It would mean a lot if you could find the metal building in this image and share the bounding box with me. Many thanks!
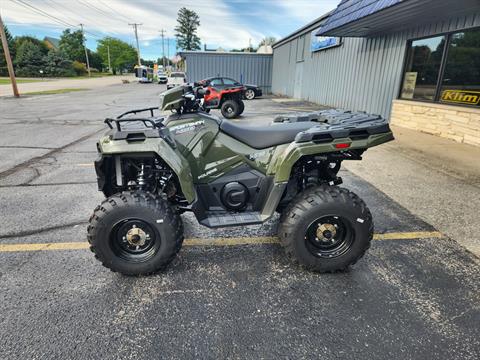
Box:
[272,0,480,119]
[180,51,273,93]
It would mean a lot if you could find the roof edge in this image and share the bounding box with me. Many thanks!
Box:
[272,11,333,49]
[179,51,272,56]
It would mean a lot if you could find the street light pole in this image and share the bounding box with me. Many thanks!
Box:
[79,24,91,77]
[0,15,19,97]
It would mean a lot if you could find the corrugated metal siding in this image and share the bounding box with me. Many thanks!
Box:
[272,13,480,119]
[183,53,273,93]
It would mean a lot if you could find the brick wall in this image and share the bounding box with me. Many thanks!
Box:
[391,100,480,146]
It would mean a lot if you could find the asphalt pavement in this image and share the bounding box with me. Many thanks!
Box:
[0,83,479,359]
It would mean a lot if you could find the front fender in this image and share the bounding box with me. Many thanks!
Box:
[98,136,196,203]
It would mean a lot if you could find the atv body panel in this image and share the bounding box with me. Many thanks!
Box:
[96,105,393,228]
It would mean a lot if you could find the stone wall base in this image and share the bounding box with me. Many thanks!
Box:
[390,100,480,146]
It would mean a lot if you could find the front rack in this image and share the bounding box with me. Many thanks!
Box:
[104,107,163,131]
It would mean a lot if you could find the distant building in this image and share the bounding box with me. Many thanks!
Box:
[256,45,273,54]
[43,37,60,51]
[272,0,480,146]
[179,51,273,93]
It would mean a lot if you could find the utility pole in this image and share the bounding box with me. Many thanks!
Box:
[167,37,169,67]
[129,23,142,66]
[0,15,19,97]
[159,29,166,69]
[79,24,91,77]
[107,44,112,74]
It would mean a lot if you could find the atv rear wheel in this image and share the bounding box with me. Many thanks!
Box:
[221,99,241,119]
[278,185,373,272]
[87,191,184,275]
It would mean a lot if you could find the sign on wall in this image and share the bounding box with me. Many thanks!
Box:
[441,90,480,106]
[401,72,418,99]
[311,28,341,52]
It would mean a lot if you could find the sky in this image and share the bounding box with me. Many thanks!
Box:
[1,0,339,60]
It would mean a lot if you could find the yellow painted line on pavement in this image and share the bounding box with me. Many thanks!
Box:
[0,242,90,252]
[184,236,278,246]
[373,231,443,240]
[76,163,94,167]
[0,231,445,253]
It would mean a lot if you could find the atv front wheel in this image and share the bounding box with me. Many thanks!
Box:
[221,100,241,119]
[278,185,373,272]
[87,191,184,275]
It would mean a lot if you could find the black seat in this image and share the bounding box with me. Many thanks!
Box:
[220,120,318,149]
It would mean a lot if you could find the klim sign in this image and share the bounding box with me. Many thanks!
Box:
[441,90,480,106]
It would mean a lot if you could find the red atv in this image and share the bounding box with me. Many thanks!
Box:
[196,83,245,119]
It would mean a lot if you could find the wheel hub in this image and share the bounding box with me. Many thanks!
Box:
[305,216,354,258]
[316,223,337,242]
[125,225,149,246]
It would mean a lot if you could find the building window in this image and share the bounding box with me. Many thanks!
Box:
[401,36,445,101]
[296,35,305,62]
[400,28,480,107]
[440,30,480,106]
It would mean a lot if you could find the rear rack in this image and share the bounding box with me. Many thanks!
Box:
[103,107,176,148]
[104,107,163,131]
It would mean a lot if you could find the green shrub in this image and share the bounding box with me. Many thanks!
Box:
[72,60,87,75]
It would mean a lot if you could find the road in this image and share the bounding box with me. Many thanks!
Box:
[0,75,133,96]
[0,83,479,359]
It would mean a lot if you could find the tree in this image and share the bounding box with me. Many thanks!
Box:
[141,58,155,68]
[88,50,104,71]
[174,7,201,51]
[0,24,15,76]
[43,49,75,76]
[14,40,46,77]
[15,35,49,55]
[97,37,137,74]
[259,37,276,46]
[59,29,85,62]
[157,56,172,66]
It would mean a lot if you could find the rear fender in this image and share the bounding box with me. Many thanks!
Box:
[97,136,196,203]
[268,132,394,183]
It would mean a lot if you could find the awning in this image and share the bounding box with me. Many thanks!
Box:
[316,0,480,37]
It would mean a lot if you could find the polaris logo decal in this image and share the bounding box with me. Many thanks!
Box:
[247,150,269,161]
[198,167,218,179]
[170,120,205,135]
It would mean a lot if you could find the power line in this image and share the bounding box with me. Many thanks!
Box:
[11,0,77,29]
[44,0,110,38]
[96,0,134,23]
[10,0,102,39]
[77,0,118,22]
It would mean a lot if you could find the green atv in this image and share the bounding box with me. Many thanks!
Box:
[88,85,394,275]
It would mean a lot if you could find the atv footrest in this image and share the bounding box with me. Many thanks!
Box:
[200,212,263,228]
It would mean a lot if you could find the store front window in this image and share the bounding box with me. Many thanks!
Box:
[401,28,480,107]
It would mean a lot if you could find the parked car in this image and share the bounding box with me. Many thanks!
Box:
[167,72,186,89]
[157,71,167,84]
[199,77,262,100]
